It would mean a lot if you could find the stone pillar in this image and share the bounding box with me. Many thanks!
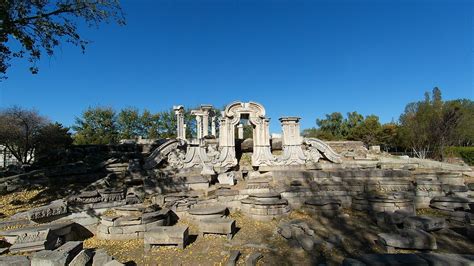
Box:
[173,105,185,140]
[251,117,274,167]
[195,115,203,139]
[217,117,237,168]
[237,124,244,139]
[211,116,216,137]
[200,105,212,137]
[279,117,306,165]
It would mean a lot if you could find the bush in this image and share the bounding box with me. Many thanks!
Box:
[444,146,474,165]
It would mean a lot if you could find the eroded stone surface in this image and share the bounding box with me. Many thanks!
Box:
[198,218,236,239]
[27,200,68,220]
[144,226,189,250]
[31,241,83,266]
[378,229,437,251]
[403,216,446,232]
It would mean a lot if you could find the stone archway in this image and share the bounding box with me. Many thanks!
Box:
[218,102,274,167]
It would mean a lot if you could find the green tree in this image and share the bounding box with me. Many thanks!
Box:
[379,123,399,151]
[140,109,161,139]
[348,115,382,146]
[346,111,364,129]
[311,111,364,140]
[157,109,178,139]
[0,0,124,79]
[316,112,347,139]
[73,106,118,145]
[35,122,73,157]
[117,107,141,139]
[302,127,337,140]
[398,87,467,159]
[447,99,474,146]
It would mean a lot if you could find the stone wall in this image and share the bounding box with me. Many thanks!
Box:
[326,141,368,158]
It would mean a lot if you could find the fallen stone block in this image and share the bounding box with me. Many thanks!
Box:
[226,250,241,266]
[377,229,437,252]
[188,205,227,220]
[375,211,410,231]
[277,224,292,239]
[144,226,189,250]
[92,249,114,266]
[0,247,8,255]
[295,234,314,251]
[245,252,263,266]
[2,221,75,254]
[0,255,30,266]
[198,218,236,239]
[27,200,68,221]
[430,196,471,211]
[403,216,446,232]
[69,249,92,266]
[31,241,83,266]
[104,260,125,266]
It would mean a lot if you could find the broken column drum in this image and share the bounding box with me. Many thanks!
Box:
[97,205,170,240]
[241,192,290,220]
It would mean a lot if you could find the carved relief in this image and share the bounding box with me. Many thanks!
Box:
[27,202,68,220]
[144,139,182,169]
[303,138,342,164]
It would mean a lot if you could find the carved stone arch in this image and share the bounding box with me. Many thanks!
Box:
[224,101,266,120]
[218,101,274,167]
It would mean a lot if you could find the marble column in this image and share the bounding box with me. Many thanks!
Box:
[251,117,275,167]
[200,105,213,137]
[211,116,216,136]
[195,115,203,139]
[173,105,186,140]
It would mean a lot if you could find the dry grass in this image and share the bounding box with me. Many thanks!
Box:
[0,189,47,218]
[83,210,311,265]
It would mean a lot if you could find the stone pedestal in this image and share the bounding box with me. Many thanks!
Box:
[198,218,236,239]
[278,117,306,165]
[144,226,189,250]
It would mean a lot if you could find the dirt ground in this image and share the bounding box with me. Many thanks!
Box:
[1,189,473,265]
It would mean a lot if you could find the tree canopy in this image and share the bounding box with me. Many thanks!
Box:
[72,106,118,145]
[306,87,474,160]
[71,106,223,145]
[398,87,472,159]
[0,0,124,79]
[0,106,72,164]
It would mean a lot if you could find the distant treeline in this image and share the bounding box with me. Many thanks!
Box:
[303,88,473,160]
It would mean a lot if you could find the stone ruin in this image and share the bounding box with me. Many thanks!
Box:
[0,101,473,265]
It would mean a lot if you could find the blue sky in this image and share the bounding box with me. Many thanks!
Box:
[1,0,473,133]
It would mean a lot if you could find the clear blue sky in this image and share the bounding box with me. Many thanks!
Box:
[1,0,473,133]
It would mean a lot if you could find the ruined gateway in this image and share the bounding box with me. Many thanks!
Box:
[0,101,473,265]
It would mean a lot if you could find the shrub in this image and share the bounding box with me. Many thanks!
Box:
[444,146,474,165]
